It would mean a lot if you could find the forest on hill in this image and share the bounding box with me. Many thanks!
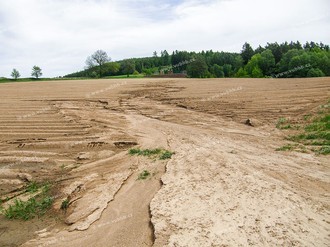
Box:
[65,41,330,79]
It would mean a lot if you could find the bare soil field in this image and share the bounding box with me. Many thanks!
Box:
[0,78,329,247]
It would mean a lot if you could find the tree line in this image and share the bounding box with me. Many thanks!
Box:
[8,41,328,80]
[6,41,329,80]
[65,41,329,79]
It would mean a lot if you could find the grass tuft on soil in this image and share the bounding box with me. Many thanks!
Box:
[60,198,70,211]
[275,143,307,153]
[276,117,300,130]
[137,170,151,180]
[129,148,175,160]
[276,144,296,151]
[317,146,330,155]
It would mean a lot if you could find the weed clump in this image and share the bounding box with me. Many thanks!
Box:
[61,198,70,211]
[129,148,175,160]
[276,144,296,151]
[138,170,151,180]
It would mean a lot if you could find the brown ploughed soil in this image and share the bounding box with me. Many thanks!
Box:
[0,78,329,246]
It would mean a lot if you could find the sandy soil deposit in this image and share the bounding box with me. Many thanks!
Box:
[0,78,329,247]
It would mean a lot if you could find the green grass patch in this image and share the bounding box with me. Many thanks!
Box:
[288,131,330,141]
[1,182,54,220]
[0,77,9,83]
[137,170,151,180]
[129,148,174,160]
[305,115,330,132]
[303,114,312,121]
[3,196,53,220]
[276,117,300,130]
[280,124,292,129]
[159,150,174,160]
[129,148,162,156]
[310,140,330,146]
[316,146,330,155]
[275,143,307,153]
[276,144,296,151]
[25,181,51,194]
[282,101,329,155]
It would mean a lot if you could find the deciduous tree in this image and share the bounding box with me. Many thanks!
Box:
[86,50,110,77]
[31,66,42,79]
[11,68,20,80]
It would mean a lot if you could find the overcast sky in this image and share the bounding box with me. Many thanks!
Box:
[0,0,329,78]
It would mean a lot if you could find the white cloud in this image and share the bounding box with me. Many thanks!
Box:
[0,0,329,77]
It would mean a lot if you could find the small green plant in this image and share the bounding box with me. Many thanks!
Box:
[276,117,287,129]
[42,183,51,194]
[61,199,70,211]
[281,124,292,129]
[60,164,66,172]
[38,196,53,212]
[129,148,174,160]
[138,170,151,180]
[159,150,175,160]
[304,114,312,121]
[26,181,39,193]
